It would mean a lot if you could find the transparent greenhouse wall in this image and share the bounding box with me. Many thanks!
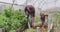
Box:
[0,3,11,13]
[0,4,41,16]
[50,12,60,32]
[0,3,24,12]
[55,12,60,32]
[0,0,26,12]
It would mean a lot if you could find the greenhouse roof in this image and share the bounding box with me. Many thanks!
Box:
[0,0,60,10]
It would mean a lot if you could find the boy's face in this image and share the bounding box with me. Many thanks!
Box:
[45,16,48,19]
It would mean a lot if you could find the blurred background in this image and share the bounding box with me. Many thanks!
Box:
[0,0,60,32]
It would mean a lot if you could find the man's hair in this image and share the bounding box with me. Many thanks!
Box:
[29,5,35,12]
[25,5,35,17]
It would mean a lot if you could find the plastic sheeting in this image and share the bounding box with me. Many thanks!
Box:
[0,0,60,10]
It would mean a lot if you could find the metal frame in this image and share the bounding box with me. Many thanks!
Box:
[0,0,59,8]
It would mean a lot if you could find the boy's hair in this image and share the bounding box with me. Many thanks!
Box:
[40,11,45,16]
[45,15,48,17]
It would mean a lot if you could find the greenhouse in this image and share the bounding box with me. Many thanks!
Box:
[0,0,60,32]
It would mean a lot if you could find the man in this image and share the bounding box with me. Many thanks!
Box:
[25,5,35,28]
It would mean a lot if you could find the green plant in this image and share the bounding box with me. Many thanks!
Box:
[34,16,40,26]
[24,28,36,32]
[0,8,26,32]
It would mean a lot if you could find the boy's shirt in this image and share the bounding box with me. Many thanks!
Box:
[40,15,45,22]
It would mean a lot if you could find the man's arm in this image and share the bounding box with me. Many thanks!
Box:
[31,11,35,27]
[32,17,35,26]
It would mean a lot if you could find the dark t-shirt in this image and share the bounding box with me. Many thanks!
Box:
[40,15,48,22]
[41,15,45,22]
[25,5,35,17]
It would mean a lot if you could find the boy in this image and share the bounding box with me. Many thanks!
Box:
[40,11,45,26]
[40,11,48,32]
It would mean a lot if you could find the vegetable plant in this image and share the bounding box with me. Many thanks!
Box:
[0,8,26,32]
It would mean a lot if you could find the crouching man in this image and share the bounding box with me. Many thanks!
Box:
[24,5,35,28]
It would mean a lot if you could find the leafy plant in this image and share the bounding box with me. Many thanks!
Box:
[0,8,26,32]
[24,28,36,32]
